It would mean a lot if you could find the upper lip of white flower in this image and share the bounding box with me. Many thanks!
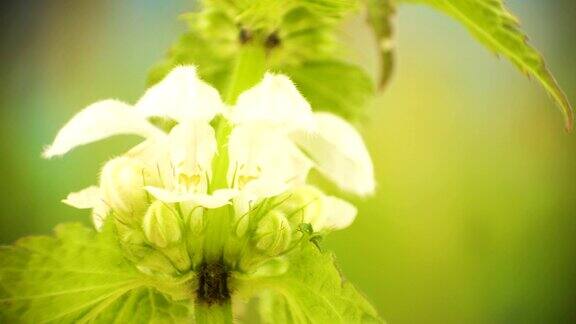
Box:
[46,65,375,227]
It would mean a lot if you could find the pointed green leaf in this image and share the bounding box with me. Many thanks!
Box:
[397,0,574,130]
[0,223,192,323]
[238,242,384,323]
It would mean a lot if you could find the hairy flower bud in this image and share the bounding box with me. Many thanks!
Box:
[100,157,157,224]
[277,185,323,228]
[115,220,146,245]
[187,207,205,235]
[254,210,292,256]
[277,186,356,232]
[143,201,182,249]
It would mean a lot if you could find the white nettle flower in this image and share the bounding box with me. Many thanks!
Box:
[44,66,375,230]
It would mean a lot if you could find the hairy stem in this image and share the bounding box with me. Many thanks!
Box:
[205,42,267,261]
[224,43,267,104]
[209,43,267,192]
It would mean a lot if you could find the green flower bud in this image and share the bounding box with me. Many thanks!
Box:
[254,210,292,256]
[114,220,146,245]
[100,157,157,224]
[186,206,204,235]
[143,201,182,249]
[277,185,323,227]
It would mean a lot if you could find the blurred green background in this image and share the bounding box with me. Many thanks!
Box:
[1,1,575,323]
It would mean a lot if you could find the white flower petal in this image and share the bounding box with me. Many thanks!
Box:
[228,125,312,187]
[292,112,375,196]
[43,100,160,158]
[242,177,289,200]
[231,73,315,130]
[232,177,290,221]
[125,137,174,188]
[317,196,357,231]
[135,66,223,122]
[169,121,217,177]
[145,186,238,209]
[62,186,110,230]
[92,202,110,231]
[62,186,102,209]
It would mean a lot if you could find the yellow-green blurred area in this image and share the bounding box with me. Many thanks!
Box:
[1,1,575,323]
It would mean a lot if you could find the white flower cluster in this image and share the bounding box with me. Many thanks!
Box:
[44,66,375,271]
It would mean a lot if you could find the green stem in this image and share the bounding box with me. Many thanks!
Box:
[195,301,233,324]
[204,43,267,260]
[224,43,267,105]
[210,43,267,192]
[202,207,232,262]
[198,43,267,322]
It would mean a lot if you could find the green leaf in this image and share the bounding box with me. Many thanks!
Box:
[147,28,233,91]
[282,60,376,120]
[298,0,359,19]
[365,0,396,90]
[238,242,384,323]
[148,3,361,102]
[205,0,358,29]
[397,0,574,130]
[0,223,192,323]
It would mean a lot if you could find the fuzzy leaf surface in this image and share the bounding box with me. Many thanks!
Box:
[0,223,191,323]
[239,242,383,323]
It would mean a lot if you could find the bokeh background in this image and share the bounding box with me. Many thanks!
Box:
[1,1,575,323]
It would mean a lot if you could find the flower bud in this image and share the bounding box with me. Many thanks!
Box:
[100,157,157,224]
[277,185,323,228]
[143,201,182,248]
[114,220,146,245]
[186,207,204,235]
[254,210,292,256]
